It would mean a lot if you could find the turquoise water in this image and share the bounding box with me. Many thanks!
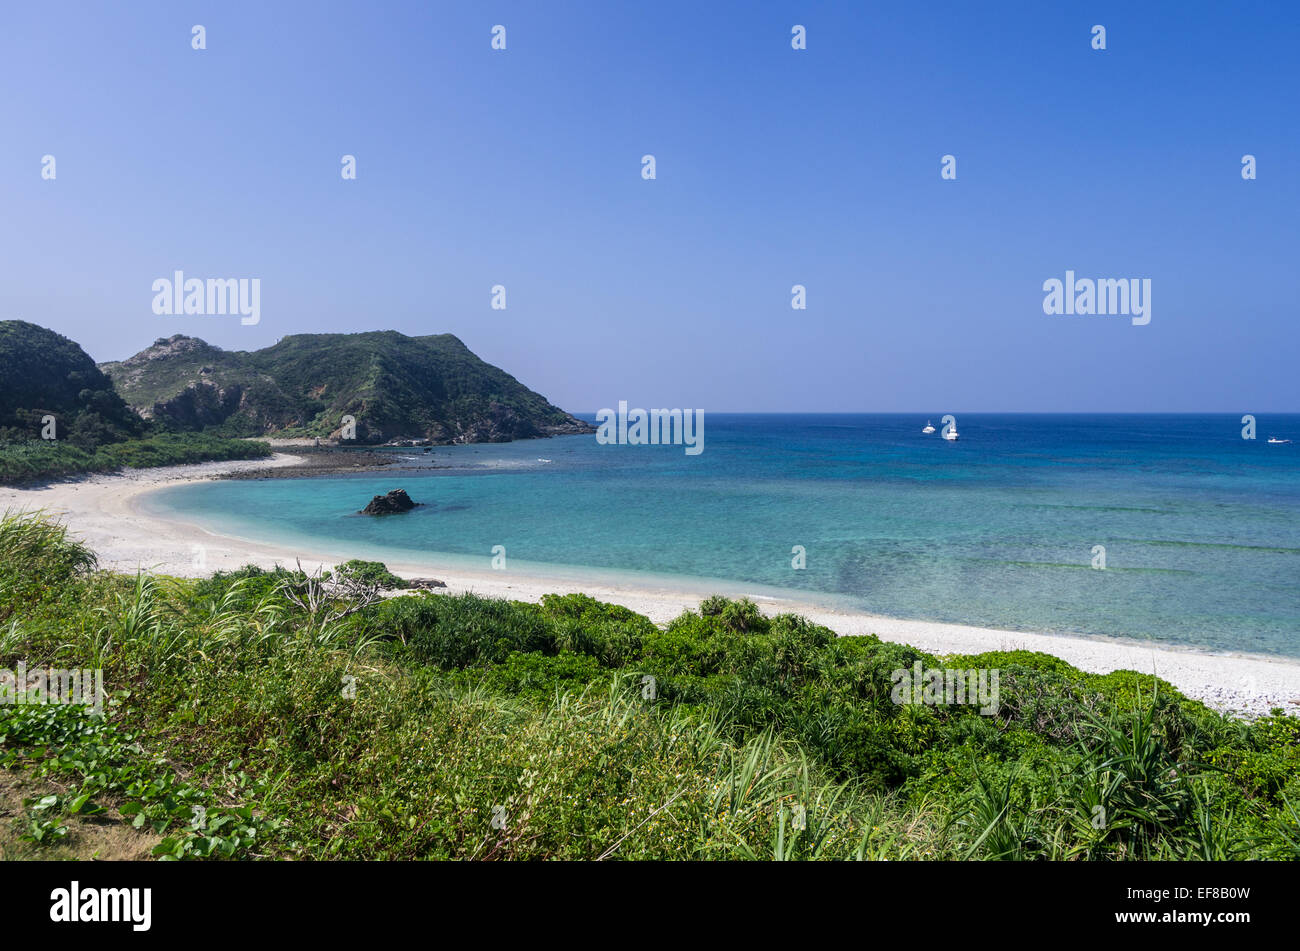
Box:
[142,414,1300,657]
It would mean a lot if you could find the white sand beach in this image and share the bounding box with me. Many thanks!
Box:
[4,453,1299,719]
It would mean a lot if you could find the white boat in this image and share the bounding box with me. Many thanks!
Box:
[1267,437,1290,445]
[942,426,959,441]
[922,420,935,434]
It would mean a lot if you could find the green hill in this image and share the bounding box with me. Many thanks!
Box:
[0,320,145,447]
[100,331,592,444]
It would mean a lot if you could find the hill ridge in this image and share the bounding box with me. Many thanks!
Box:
[98,329,592,445]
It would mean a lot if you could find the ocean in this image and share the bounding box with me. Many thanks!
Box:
[141,414,1300,657]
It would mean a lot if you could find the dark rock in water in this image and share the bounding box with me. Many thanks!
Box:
[360,489,420,515]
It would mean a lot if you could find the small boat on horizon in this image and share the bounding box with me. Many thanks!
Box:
[942,424,959,441]
[922,420,936,434]
[1267,437,1291,444]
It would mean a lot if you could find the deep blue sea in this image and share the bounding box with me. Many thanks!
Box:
[142,414,1300,656]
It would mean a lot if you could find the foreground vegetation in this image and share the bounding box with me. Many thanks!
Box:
[2,511,1298,860]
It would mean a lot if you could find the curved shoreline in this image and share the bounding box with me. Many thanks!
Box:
[3,453,1299,719]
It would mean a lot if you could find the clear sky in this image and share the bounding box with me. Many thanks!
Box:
[2,1,1296,413]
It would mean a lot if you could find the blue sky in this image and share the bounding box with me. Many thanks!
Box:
[2,1,1296,412]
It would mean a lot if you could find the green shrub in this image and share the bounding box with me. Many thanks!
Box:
[540,592,654,666]
[699,595,769,634]
[189,563,303,607]
[475,651,609,701]
[334,560,406,589]
[378,593,557,668]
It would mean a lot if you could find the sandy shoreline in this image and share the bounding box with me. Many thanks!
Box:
[4,453,1299,719]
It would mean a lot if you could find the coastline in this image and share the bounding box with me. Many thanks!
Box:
[3,453,1298,719]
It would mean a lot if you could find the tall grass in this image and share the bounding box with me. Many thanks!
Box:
[0,510,97,619]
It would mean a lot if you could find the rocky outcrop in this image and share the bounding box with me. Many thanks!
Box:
[359,489,420,516]
[421,401,595,445]
[541,420,596,437]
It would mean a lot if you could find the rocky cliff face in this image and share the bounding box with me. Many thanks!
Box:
[144,380,244,429]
